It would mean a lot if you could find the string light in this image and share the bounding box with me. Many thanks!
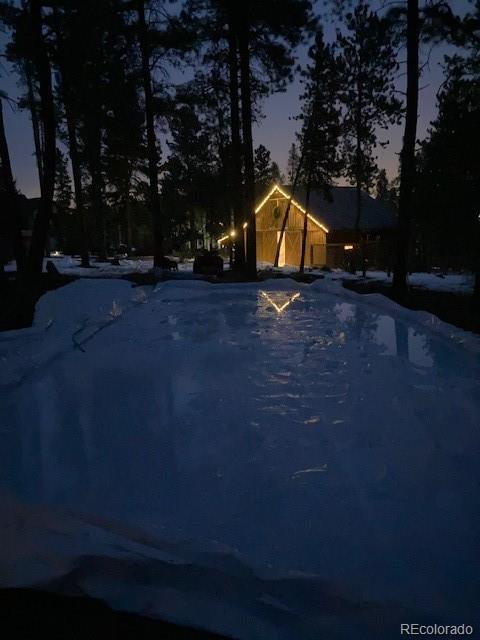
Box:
[218,184,329,244]
[254,184,329,233]
[260,291,300,313]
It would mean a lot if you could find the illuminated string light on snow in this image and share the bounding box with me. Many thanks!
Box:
[260,291,300,313]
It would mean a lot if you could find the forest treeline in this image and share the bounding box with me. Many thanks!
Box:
[0,0,479,302]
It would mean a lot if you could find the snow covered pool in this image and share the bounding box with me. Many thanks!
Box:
[1,278,479,638]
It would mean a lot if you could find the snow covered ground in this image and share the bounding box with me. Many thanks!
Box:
[258,263,475,295]
[4,255,192,277]
[1,277,479,638]
[337,269,475,294]
[5,255,475,294]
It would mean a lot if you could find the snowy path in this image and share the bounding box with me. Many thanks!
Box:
[1,278,479,638]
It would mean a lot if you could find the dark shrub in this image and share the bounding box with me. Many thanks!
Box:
[193,249,223,276]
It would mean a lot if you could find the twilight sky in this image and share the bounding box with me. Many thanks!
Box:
[0,0,473,198]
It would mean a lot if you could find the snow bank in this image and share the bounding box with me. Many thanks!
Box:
[328,269,475,294]
[0,279,147,388]
[4,256,194,277]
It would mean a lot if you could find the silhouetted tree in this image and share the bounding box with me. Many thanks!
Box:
[336,2,401,274]
[135,0,164,266]
[0,93,25,272]
[183,0,316,275]
[254,144,281,193]
[27,0,56,276]
[297,29,342,272]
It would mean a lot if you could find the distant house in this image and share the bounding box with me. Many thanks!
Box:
[247,183,397,269]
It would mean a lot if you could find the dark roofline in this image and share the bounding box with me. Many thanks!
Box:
[256,183,397,232]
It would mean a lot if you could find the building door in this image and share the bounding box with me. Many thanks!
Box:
[277,231,286,267]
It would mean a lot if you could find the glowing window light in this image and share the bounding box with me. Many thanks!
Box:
[254,184,329,233]
[344,244,354,250]
[260,290,300,313]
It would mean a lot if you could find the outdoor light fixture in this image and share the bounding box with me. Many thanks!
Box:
[344,244,354,250]
[260,291,300,313]
[218,234,229,244]
[230,230,237,238]
[242,222,248,229]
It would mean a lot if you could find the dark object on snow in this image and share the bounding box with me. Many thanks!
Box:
[45,260,59,275]
[0,588,230,639]
[110,257,121,266]
[193,249,223,276]
[158,256,178,271]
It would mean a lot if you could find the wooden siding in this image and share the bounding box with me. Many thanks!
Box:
[256,191,327,266]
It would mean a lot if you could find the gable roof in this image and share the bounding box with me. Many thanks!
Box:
[256,184,397,232]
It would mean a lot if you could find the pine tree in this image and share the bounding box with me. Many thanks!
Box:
[414,63,480,291]
[392,0,419,295]
[297,29,342,272]
[386,0,465,296]
[182,0,316,276]
[162,102,221,250]
[375,168,398,211]
[336,2,401,274]
[54,148,72,213]
[254,144,281,193]
[135,0,164,266]
[0,92,25,273]
[275,29,341,271]
[50,1,90,266]
[3,1,56,276]
[27,0,56,276]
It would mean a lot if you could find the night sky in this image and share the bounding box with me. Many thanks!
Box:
[0,0,473,198]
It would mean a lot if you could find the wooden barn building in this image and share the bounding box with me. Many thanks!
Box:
[241,184,397,269]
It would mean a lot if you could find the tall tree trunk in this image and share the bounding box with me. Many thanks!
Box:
[126,192,133,255]
[299,173,312,274]
[92,184,106,261]
[354,79,363,276]
[393,0,419,298]
[274,146,305,268]
[227,9,245,269]
[473,273,480,312]
[0,98,26,273]
[52,8,90,267]
[473,222,480,312]
[136,0,163,267]
[66,110,90,266]
[27,0,56,276]
[238,12,256,278]
[88,132,106,262]
[25,63,44,194]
